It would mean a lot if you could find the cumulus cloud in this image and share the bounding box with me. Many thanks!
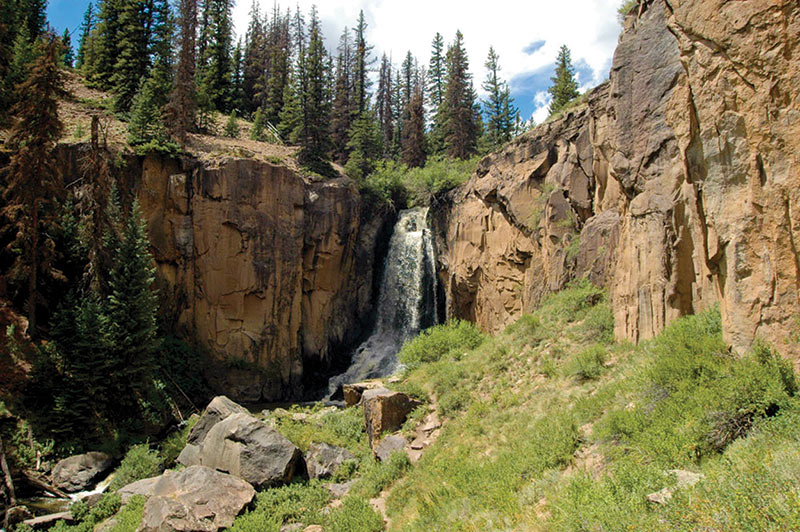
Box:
[233,0,622,121]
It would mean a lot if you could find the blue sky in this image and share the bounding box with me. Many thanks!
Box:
[48,0,623,123]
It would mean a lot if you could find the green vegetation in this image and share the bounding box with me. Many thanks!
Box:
[548,45,580,116]
[108,443,162,491]
[618,0,638,20]
[49,493,122,532]
[398,319,485,370]
[377,281,800,531]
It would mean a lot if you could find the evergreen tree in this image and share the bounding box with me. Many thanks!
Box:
[224,110,239,137]
[482,46,518,148]
[250,106,266,141]
[22,0,48,41]
[401,79,427,168]
[262,6,291,124]
[104,198,159,405]
[242,1,265,114]
[344,109,382,181]
[231,39,245,112]
[7,23,35,92]
[352,10,374,115]
[197,0,234,111]
[400,51,414,110]
[296,7,332,173]
[441,30,478,159]
[89,0,123,89]
[75,2,94,69]
[548,44,579,115]
[376,54,394,158]
[427,32,446,155]
[112,0,154,112]
[128,77,168,147]
[149,0,174,104]
[330,27,353,164]
[61,28,73,67]
[166,0,197,143]
[1,34,66,336]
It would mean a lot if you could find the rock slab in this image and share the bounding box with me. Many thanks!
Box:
[137,466,255,532]
[305,442,355,479]
[362,389,421,449]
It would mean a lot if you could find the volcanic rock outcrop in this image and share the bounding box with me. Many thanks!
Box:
[434,0,800,357]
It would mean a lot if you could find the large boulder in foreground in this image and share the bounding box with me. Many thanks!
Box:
[362,388,421,449]
[305,443,355,479]
[188,412,301,489]
[187,396,250,446]
[52,452,113,493]
[137,466,254,532]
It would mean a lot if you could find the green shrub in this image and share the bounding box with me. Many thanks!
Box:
[230,481,330,530]
[327,496,384,532]
[274,406,367,456]
[398,320,485,370]
[540,278,606,324]
[105,495,146,532]
[109,444,162,491]
[225,111,240,138]
[568,344,606,380]
[52,493,123,532]
[159,415,199,467]
[351,451,411,499]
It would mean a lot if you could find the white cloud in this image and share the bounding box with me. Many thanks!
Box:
[233,0,621,108]
[532,91,551,124]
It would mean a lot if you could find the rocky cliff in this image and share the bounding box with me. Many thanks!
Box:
[54,150,391,402]
[434,0,800,357]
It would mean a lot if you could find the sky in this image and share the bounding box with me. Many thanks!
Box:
[48,0,623,124]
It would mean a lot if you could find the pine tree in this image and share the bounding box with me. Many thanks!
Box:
[149,0,174,105]
[441,30,478,159]
[1,34,66,337]
[482,47,518,148]
[22,0,47,41]
[352,10,374,115]
[427,32,446,155]
[166,0,197,143]
[242,1,265,115]
[402,79,427,168]
[7,23,35,92]
[197,0,234,111]
[112,0,154,112]
[296,7,332,173]
[400,51,414,110]
[90,0,123,89]
[344,109,382,181]
[128,77,168,147]
[104,198,159,405]
[330,27,353,164]
[224,110,239,137]
[231,39,245,112]
[262,6,291,124]
[61,28,73,67]
[376,54,394,158]
[548,44,579,115]
[75,2,94,69]
[250,106,266,141]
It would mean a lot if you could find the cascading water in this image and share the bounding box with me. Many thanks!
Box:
[328,207,438,395]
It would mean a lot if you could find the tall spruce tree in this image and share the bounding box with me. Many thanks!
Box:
[1,34,66,337]
[262,7,291,124]
[548,44,579,115]
[197,0,234,111]
[482,47,518,148]
[23,0,48,41]
[352,10,373,114]
[401,77,427,168]
[104,198,160,405]
[61,28,73,66]
[166,0,197,143]
[441,30,478,159]
[330,27,353,164]
[376,53,394,158]
[89,0,123,89]
[231,39,245,112]
[344,109,382,181]
[242,1,265,114]
[75,2,94,69]
[427,32,446,155]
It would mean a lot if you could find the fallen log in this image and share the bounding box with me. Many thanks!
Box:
[22,511,74,528]
[21,470,70,499]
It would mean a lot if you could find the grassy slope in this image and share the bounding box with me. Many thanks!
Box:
[385,281,800,531]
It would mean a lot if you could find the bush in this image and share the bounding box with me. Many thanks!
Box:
[398,320,485,370]
[225,111,240,138]
[230,481,330,531]
[159,414,199,467]
[109,444,162,491]
[351,451,411,499]
[568,344,606,380]
[327,496,384,532]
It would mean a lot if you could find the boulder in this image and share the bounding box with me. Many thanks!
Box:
[374,435,407,462]
[6,505,32,525]
[305,442,355,479]
[362,389,421,448]
[117,475,160,504]
[343,381,385,407]
[138,466,254,532]
[325,481,354,499]
[196,412,301,489]
[187,396,250,446]
[51,452,113,493]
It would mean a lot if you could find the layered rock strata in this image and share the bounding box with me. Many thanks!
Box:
[434,0,800,357]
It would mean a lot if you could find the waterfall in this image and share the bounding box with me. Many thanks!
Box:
[328,207,438,395]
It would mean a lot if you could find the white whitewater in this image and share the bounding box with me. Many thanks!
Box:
[328,207,438,395]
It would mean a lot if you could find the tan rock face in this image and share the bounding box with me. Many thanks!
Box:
[137,158,390,401]
[435,0,800,358]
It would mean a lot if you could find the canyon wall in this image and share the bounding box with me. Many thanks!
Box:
[434,0,800,357]
[54,151,390,402]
